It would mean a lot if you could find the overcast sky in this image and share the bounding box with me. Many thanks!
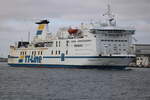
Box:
[0,0,150,57]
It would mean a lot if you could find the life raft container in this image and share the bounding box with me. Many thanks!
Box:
[68,28,78,35]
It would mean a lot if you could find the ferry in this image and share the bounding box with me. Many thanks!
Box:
[8,5,136,69]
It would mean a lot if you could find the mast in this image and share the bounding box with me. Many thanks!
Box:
[103,1,116,26]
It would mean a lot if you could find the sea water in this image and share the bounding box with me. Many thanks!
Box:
[0,62,150,100]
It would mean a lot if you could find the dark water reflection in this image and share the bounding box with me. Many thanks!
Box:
[0,62,150,100]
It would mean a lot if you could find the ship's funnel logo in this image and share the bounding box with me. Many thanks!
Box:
[36,24,45,35]
[36,20,49,35]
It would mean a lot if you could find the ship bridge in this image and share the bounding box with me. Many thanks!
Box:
[90,4,135,56]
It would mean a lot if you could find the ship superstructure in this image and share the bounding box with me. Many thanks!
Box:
[8,5,135,69]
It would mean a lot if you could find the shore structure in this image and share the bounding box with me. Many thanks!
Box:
[133,44,150,67]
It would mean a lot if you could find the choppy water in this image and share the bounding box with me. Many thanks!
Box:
[0,62,150,100]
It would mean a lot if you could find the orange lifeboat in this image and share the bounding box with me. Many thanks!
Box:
[68,28,78,35]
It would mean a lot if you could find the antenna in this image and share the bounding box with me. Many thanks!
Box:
[103,0,116,26]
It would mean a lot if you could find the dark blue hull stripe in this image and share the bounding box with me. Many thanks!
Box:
[8,55,135,59]
[8,63,126,69]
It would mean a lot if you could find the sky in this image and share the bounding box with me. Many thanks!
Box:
[0,0,150,57]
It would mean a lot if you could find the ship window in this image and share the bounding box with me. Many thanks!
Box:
[31,51,33,55]
[33,51,35,56]
[56,41,58,47]
[66,41,69,46]
[78,40,91,42]
[74,44,83,47]
[59,41,61,47]
[38,51,40,55]
[44,42,53,47]
[56,51,57,55]
[123,49,126,51]
[66,50,68,55]
[51,50,53,55]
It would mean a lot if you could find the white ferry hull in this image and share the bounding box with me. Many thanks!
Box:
[8,56,135,69]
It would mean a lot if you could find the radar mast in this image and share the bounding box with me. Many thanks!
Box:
[103,1,116,26]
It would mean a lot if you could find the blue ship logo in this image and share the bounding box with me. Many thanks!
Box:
[18,56,42,63]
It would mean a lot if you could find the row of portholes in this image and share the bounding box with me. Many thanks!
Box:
[20,51,43,56]
[51,50,68,55]
[101,40,128,42]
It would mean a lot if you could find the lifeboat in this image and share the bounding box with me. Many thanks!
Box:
[68,28,78,35]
